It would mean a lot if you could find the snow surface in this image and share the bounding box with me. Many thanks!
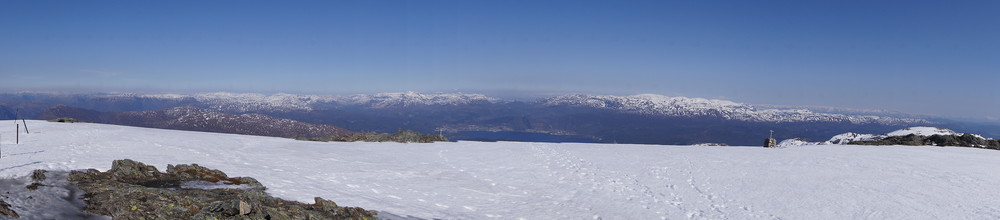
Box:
[0,171,107,219]
[2,121,1000,219]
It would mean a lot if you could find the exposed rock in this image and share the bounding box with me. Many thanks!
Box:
[25,182,46,190]
[47,117,88,123]
[31,170,47,182]
[0,199,18,218]
[849,134,1000,150]
[239,200,251,215]
[298,130,449,143]
[68,159,377,219]
[26,170,51,191]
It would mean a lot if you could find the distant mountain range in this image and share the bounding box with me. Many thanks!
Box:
[37,105,353,138]
[3,92,996,145]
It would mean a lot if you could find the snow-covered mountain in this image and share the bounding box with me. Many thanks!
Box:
[138,92,502,111]
[2,121,999,219]
[541,94,930,124]
[103,92,928,125]
[186,92,332,112]
[6,91,931,124]
[0,91,961,145]
[336,92,502,108]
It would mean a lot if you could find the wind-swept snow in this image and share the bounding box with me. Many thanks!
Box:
[1,121,999,219]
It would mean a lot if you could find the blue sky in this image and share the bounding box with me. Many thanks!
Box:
[0,0,997,119]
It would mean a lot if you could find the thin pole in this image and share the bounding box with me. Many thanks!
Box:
[769,130,774,139]
[16,124,19,144]
[16,108,28,134]
[21,118,28,134]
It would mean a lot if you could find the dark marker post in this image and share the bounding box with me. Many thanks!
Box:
[21,118,28,134]
[16,109,28,134]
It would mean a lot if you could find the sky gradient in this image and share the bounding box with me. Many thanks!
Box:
[1,0,997,120]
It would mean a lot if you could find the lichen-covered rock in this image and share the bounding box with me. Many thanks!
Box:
[108,159,165,184]
[166,163,264,188]
[69,159,378,219]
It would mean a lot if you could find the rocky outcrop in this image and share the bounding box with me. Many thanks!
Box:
[68,159,377,219]
[849,134,1000,150]
[299,130,449,143]
[0,200,18,218]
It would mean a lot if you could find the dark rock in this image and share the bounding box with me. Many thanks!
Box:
[68,159,377,219]
[25,183,46,190]
[0,199,18,218]
[206,200,241,216]
[30,170,47,182]
[849,134,1000,151]
[299,130,449,143]
[47,117,88,123]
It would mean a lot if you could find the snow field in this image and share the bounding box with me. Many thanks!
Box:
[0,121,998,219]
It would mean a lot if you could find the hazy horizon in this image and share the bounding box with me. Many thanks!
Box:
[1,1,997,119]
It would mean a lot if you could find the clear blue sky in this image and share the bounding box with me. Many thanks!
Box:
[0,0,997,119]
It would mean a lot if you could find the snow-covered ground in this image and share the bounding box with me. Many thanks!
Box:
[1,121,999,219]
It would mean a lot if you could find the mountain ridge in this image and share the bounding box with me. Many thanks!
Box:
[21,91,931,125]
[1,91,965,145]
[37,105,353,138]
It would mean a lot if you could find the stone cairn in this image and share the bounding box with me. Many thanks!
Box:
[764,130,777,148]
[764,138,777,148]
